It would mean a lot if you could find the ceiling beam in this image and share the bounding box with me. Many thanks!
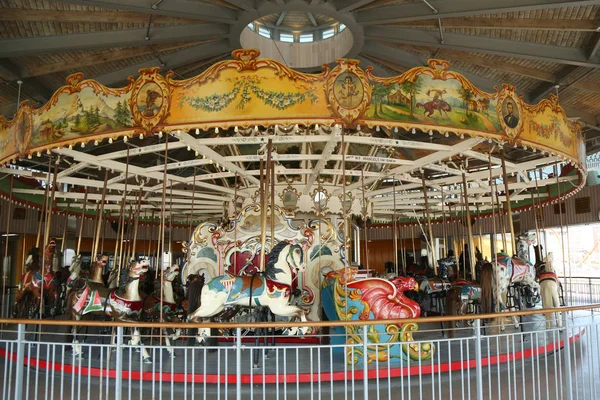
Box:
[94,40,232,87]
[275,12,287,26]
[220,0,256,11]
[57,0,237,24]
[337,0,377,13]
[0,8,199,24]
[586,32,600,60]
[21,42,203,78]
[356,0,599,25]
[529,65,585,103]
[389,17,600,31]
[307,12,318,27]
[0,60,53,103]
[0,24,228,58]
[174,53,230,77]
[364,27,600,68]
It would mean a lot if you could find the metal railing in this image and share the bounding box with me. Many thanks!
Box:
[559,277,600,306]
[1,305,599,400]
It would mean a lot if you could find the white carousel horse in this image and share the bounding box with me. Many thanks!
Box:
[481,251,539,330]
[188,241,309,339]
[66,254,83,290]
[142,264,184,357]
[66,259,152,362]
[539,252,562,329]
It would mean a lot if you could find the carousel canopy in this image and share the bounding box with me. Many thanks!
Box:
[0,49,586,224]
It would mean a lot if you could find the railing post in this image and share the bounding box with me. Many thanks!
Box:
[236,327,242,400]
[562,312,573,400]
[589,278,593,305]
[114,326,123,400]
[474,319,484,400]
[363,324,368,400]
[14,323,25,400]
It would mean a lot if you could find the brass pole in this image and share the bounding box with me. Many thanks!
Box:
[259,140,272,272]
[392,176,398,275]
[421,173,437,274]
[411,223,416,267]
[555,165,568,299]
[76,187,88,255]
[131,185,144,262]
[92,170,109,258]
[36,157,52,248]
[361,169,369,271]
[501,149,516,254]
[1,176,14,319]
[496,189,508,254]
[61,198,70,253]
[43,157,60,249]
[476,204,483,259]
[169,182,173,258]
[113,190,126,276]
[159,136,169,330]
[270,158,275,249]
[187,169,196,241]
[462,172,476,280]
[441,187,447,257]
[147,211,155,259]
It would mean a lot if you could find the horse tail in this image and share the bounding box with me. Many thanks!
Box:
[480,263,494,316]
[187,275,204,315]
[445,287,459,338]
[416,103,423,109]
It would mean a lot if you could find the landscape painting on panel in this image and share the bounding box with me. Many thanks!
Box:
[366,75,501,133]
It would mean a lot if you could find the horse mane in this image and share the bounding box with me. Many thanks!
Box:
[117,261,135,293]
[186,274,205,315]
[264,241,289,280]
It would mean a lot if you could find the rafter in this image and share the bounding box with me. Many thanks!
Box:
[0,8,199,24]
[57,0,237,24]
[0,24,229,58]
[364,27,600,68]
[22,42,204,78]
[275,12,287,26]
[356,0,599,25]
[95,40,231,86]
[389,17,600,31]
[337,0,378,13]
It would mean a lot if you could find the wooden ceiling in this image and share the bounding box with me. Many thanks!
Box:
[0,0,599,154]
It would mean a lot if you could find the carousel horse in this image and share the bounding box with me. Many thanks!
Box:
[445,280,482,336]
[188,241,309,339]
[66,259,152,362]
[88,255,109,287]
[142,264,186,356]
[13,247,41,318]
[480,250,539,330]
[415,258,455,316]
[66,254,83,291]
[41,240,65,316]
[539,252,562,329]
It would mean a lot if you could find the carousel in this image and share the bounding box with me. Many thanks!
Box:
[0,49,585,373]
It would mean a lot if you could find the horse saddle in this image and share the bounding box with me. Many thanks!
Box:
[511,257,532,278]
[539,272,558,283]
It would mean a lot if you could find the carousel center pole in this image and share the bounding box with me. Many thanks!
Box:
[421,173,437,274]
[500,149,516,253]
[462,171,476,280]
[259,139,272,273]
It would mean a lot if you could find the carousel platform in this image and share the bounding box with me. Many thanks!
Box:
[0,312,583,386]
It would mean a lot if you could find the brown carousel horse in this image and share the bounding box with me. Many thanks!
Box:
[13,247,41,318]
[66,258,152,362]
[142,264,187,357]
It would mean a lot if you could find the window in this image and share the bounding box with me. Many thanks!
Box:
[339,23,346,32]
[247,22,254,31]
[322,28,334,39]
[299,33,313,43]
[280,32,294,42]
[258,26,270,38]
